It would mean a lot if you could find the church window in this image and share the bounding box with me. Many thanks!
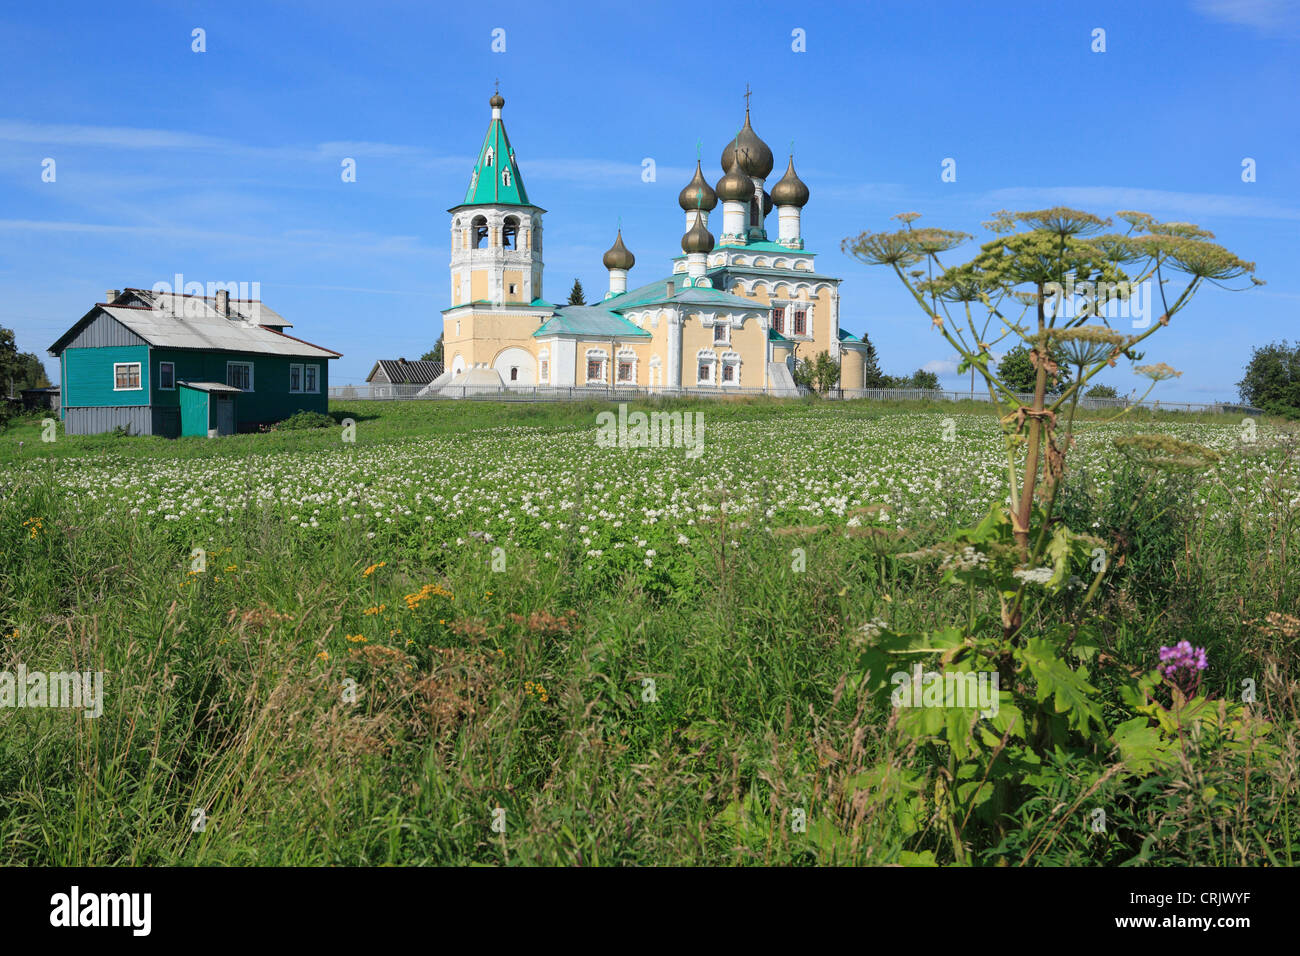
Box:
[713,322,729,344]
[772,307,785,335]
[510,367,518,382]
[471,216,488,249]
[485,147,494,166]
[722,363,736,383]
[586,358,605,382]
[697,362,712,384]
[793,308,807,335]
[618,360,633,383]
[502,167,511,187]
[540,360,549,382]
[503,216,519,250]
[508,283,517,296]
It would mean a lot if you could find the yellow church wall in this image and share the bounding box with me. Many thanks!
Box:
[470,270,488,302]
[681,314,765,388]
[503,269,523,303]
[840,348,866,390]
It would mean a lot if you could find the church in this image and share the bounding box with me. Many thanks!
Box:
[434,90,871,394]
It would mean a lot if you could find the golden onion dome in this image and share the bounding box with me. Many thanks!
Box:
[770,155,810,208]
[716,148,755,203]
[602,230,635,270]
[681,212,715,254]
[678,160,718,212]
[720,110,774,180]
[489,91,505,109]
[762,188,773,217]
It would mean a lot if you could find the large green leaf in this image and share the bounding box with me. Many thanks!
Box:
[1020,636,1105,736]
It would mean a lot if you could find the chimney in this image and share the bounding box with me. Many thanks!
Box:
[215,290,229,316]
[105,289,119,303]
[399,357,407,364]
[665,280,674,298]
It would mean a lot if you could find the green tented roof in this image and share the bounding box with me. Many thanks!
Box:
[464,114,530,206]
[768,328,792,343]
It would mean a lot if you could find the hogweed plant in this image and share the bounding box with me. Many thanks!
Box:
[839,209,1271,863]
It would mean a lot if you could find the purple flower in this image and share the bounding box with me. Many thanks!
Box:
[1157,641,1208,693]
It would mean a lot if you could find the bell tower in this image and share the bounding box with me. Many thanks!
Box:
[448,89,546,307]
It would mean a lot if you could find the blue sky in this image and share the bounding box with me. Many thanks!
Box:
[2,0,1297,399]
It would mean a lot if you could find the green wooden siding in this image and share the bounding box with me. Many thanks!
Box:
[151,350,329,427]
[62,345,151,408]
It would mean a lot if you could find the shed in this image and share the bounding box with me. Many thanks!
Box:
[178,382,241,437]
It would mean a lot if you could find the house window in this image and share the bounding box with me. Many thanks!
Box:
[158,362,175,390]
[227,361,253,391]
[772,307,785,335]
[713,322,730,344]
[617,360,634,383]
[304,365,318,393]
[586,359,605,382]
[289,364,302,392]
[113,362,142,390]
[793,308,807,336]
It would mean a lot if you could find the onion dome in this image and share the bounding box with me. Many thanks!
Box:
[716,148,755,203]
[762,188,773,217]
[490,91,505,109]
[771,155,810,208]
[681,212,715,254]
[602,229,635,270]
[678,160,718,212]
[719,109,774,179]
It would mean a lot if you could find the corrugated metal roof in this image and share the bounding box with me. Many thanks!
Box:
[124,288,292,328]
[178,381,242,393]
[368,359,444,384]
[93,304,339,358]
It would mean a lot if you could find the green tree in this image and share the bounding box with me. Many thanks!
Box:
[1084,383,1118,398]
[997,343,1072,394]
[909,368,939,390]
[566,279,587,306]
[421,331,444,364]
[860,333,887,388]
[814,351,840,393]
[1236,340,1300,412]
[0,328,50,397]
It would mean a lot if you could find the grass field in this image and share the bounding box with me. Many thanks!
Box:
[1,397,1296,865]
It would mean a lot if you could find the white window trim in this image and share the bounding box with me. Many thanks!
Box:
[304,364,319,394]
[226,360,254,392]
[720,351,742,387]
[157,361,175,391]
[113,362,143,391]
[696,350,717,385]
[584,349,609,385]
[615,350,638,386]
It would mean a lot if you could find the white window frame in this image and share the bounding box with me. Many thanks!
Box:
[113,362,143,391]
[157,361,175,390]
[696,351,717,385]
[289,363,303,393]
[304,364,319,394]
[585,348,608,385]
[226,360,254,392]
[720,351,742,387]
[616,350,637,386]
[713,321,730,345]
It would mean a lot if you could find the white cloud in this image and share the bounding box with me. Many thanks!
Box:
[922,358,960,376]
[980,185,1300,222]
[1192,0,1300,36]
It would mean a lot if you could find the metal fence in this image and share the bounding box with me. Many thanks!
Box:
[328,382,1260,415]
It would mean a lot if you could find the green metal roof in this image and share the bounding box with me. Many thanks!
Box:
[534,306,651,339]
[603,277,769,313]
[463,113,530,206]
[768,328,792,343]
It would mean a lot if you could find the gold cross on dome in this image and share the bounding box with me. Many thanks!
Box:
[744,84,752,110]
